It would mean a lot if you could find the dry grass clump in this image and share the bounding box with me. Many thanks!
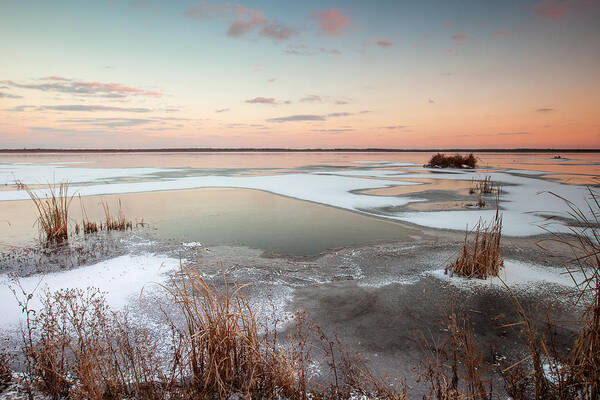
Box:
[445,212,503,279]
[426,153,477,169]
[551,189,600,398]
[22,181,73,245]
[470,176,494,195]
[419,311,493,400]
[164,268,304,399]
[0,352,11,392]
[78,195,98,234]
[101,200,133,231]
[20,288,164,400]
[15,266,405,399]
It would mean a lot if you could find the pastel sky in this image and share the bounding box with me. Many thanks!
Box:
[1,0,599,149]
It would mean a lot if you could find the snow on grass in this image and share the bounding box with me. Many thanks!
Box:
[427,259,582,290]
[0,253,181,329]
[182,241,203,247]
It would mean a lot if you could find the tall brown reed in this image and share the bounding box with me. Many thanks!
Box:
[22,181,73,245]
[101,200,132,231]
[548,189,600,398]
[446,211,503,279]
[164,267,305,399]
[419,310,493,400]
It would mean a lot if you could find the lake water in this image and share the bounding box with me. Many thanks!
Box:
[1,151,598,254]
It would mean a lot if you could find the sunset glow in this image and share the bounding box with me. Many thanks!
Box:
[1,0,599,149]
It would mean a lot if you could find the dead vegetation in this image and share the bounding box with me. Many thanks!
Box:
[426,153,477,169]
[419,310,493,400]
[20,181,137,243]
[13,267,408,400]
[0,352,11,392]
[100,200,133,231]
[445,211,503,279]
[22,181,73,245]
[469,176,495,195]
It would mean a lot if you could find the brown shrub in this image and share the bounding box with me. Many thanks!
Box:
[427,153,477,169]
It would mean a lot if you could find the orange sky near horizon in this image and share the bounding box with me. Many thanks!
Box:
[1,0,599,149]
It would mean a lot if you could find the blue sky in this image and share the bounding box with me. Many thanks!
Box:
[1,0,599,148]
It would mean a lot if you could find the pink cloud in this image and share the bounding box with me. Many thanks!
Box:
[310,8,353,37]
[451,33,467,40]
[245,97,276,104]
[227,5,267,37]
[533,0,600,19]
[375,39,392,47]
[2,77,161,98]
[495,29,507,35]
[186,2,294,40]
[44,76,70,81]
[259,22,295,40]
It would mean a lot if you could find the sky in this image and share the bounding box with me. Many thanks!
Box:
[1,0,599,149]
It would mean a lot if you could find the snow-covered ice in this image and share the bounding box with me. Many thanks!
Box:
[0,253,181,328]
[1,160,595,237]
[427,259,583,290]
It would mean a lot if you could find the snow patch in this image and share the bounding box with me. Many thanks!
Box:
[0,253,181,329]
[427,259,582,290]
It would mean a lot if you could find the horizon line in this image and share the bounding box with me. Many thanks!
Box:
[0,147,599,153]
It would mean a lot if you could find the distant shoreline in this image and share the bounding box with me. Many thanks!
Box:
[0,148,598,154]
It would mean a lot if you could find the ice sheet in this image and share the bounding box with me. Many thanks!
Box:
[1,161,595,237]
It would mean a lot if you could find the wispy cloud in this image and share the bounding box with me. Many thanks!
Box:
[267,110,358,123]
[309,8,354,37]
[59,118,153,127]
[266,114,326,123]
[284,44,341,56]
[327,112,353,117]
[536,107,555,112]
[1,77,161,98]
[215,108,230,113]
[319,47,342,55]
[6,104,152,113]
[0,92,22,99]
[245,97,277,104]
[311,128,355,133]
[375,39,393,47]
[259,22,295,40]
[495,29,507,35]
[496,131,530,136]
[380,125,409,130]
[300,94,322,103]
[533,0,599,19]
[186,2,295,40]
[451,33,467,40]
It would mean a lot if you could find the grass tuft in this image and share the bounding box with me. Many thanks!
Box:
[446,211,503,279]
[21,181,73,245]
[100,199,133,231]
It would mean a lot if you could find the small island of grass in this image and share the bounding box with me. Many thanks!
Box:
[425,152,477,169]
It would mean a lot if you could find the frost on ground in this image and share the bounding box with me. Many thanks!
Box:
[427,259,583,290]
[0,253,180,329]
